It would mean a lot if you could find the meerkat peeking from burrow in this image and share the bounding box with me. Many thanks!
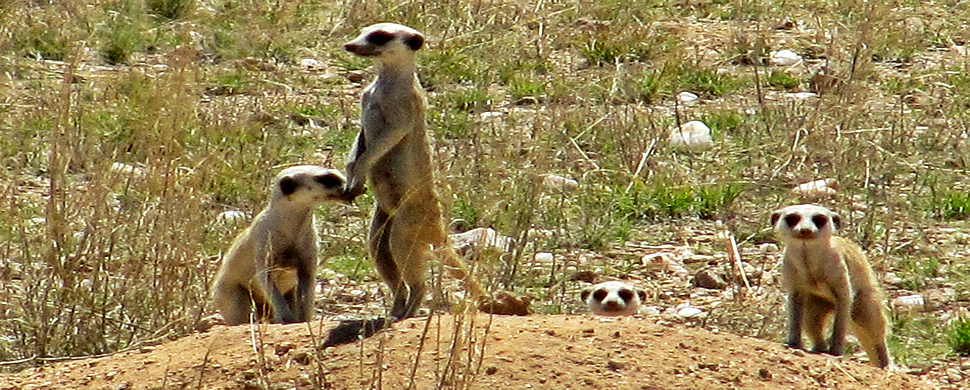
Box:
[323,23,529,347]
[581,281,647,316]
[211,165,347,325]
[771,204,891,368]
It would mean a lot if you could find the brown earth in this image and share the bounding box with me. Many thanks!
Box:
[1,314,932,390]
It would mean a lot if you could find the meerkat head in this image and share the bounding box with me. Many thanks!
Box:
[581,281,646,316]
[344,23,424,64]
[273,165,347,205]
[770,204,842,242]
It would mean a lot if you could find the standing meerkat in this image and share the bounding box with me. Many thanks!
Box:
[771,204,891,368]
[581,281,647,316]
[338,23,526,323]
[211,165,346,325]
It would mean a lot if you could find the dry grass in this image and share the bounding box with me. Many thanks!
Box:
[1,0,969,376]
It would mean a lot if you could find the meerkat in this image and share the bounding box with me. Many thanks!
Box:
[211,165,347,325]
[771,204,891,368]
[339,23,521,322]
[581,281,647,316]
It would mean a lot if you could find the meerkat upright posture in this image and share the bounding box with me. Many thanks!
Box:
[771,204,891,368]
[581,281,647,316]
[339,23,499,321]
[211,165,346,325]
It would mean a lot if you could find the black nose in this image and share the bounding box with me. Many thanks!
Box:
[344,43,357,52]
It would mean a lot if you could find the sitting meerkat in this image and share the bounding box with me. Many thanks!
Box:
[211,165,346,325]
[771,204,891,368]
[581,281,647,316]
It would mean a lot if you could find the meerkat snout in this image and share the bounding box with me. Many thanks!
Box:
[581,281,646,316]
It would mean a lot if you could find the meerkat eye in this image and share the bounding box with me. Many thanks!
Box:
[812,214,828,228]
[592,289,608,302]
[279,176,299,195]
[316,173,343,189]
[784,214,801,228]
[617,289,634,302]
[366,31,395,45]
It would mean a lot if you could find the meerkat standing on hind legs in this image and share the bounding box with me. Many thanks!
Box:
[211,165,347,325]
[771,204,891,368]
[323,23,527,346]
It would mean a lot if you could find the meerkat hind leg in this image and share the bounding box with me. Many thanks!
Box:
[388,207,427,319]
[369,208,418,319]
[804,295,835,353]
[215,283,256,325]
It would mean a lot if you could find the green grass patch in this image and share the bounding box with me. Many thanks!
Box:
[948,315,970,356]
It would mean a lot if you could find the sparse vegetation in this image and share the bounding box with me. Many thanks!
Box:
[2,0,970,386]
[949,315,970,356]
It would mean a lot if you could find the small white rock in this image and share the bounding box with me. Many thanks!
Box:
[676,91,699,102]
[449,227,512,256]
[759,243,779,253]
[110,162,146,180]
[541,174,578,191]
[675,305,704,318]
[668,121,713,151]
[770,50,802,66]
[892,294,925,312]
[534,252,554,263]
[299,58,325,70]
[215,210,249,227]
[792,178,838,196]
[642,252,689,276]
[787,92,818,100]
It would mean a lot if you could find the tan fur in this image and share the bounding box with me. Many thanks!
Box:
[771,204,891,368]
[342,23,494,319]
[211,165,346,325]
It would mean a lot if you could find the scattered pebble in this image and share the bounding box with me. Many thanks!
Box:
[759,243,779,253]
[215,210,249,227]
[792,178,838,196]
[677,91,699,102]
[769,50,802,66]
[541,174,578,191]
[892,294,925,313]
[449,227,512,256]
[668,121,713,151]
[693,269,728,290]
[109,162,146,180]
[642,252,689,277]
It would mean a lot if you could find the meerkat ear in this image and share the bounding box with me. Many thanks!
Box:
[580,289,591,301]
[831,213,841,231]
[404,33,424,51]
[315,173,343,189]
[637,290,647,302]
[770,211,781,227]
[279,176,299,196]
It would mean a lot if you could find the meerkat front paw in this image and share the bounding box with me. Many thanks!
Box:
[341,181,367,202]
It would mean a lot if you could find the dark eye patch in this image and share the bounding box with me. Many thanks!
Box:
[279,176,299,196]
[592,289,608,302]
[366,31,395,45]
[811,214,828,228]
[618,289,634,302]
[316,173,343,189]
[784,214,801,228]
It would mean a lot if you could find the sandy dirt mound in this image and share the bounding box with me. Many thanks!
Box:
[1,314,929,390]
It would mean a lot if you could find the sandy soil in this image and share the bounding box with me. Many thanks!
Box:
[1,314,931,390]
